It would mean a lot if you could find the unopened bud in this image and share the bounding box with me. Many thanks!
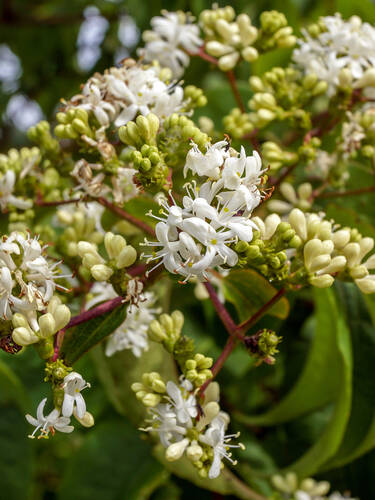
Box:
[74,410,95,427]
[309,274,334,288]
[38,313,56,338]
[289,209,307,240]
[116,246,137,268]
[166,439,189,461]
[12,327,39,346]
[90,264,113,281]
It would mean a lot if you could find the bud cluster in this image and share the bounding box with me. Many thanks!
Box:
[134,377,243,479]
[201,6,259,71]
[77,232,137,283]
[222,108,254,139]
[249,67,327,130]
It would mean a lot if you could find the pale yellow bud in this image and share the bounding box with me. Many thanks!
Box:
[186,442,203,462]
[332,229,351,249]
[359,237,374,260]
[38,313,56,338]
[343,242,361,267]
[257,108,276,122]
[297,183,313,200]
[148,320,167,342]
[310,274,334,288]
[249,76,264,92]
[350,265,368,279]
[74,410,95,427]
[354,68,375,88]
[365,254,375,270]
[116,245,137,268]
[166,439,189,461]
[171,310,184,331]
[142,393,161,407]
[320,255,346,274]
[12,313,29,329]
[194,282,210,300]
[338,68,353,87]
[309,254,331,273]
[205,41,233,57]
[241,46,258,62]
[54,304,71,331]
[264,214,281,240]
[304,239,323,266]
[104,232,126,259]
[90,264,113,281]
[280,182,297,204]
[57,209,73,225]
[215,19,236,40]
[218,52,240,71]
[12,327,39,346]
[356,276,375,294]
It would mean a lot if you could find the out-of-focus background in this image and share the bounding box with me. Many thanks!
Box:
[2,1,375,499]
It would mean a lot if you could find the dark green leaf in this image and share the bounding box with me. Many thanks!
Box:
[222,269,289,323]
[62,305,127,365]
[58,419,167,500]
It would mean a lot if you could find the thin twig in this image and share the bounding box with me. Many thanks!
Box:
[236,288,286,335]
[226,70,246,113]
[316,185,375,199]
[204,282,238,335]
[97,197,155,236]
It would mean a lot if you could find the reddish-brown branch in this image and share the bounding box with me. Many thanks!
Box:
[236,288,286,335]
[226,70,246,113]
[35,197,85,207]
[316,185,375,199]
[97,197,155,237]
[204,282,237,335]
[199,336,236,394]
[191,47,219,65]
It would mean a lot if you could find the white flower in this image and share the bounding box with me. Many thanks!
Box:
[293,14,375,96]
[26,398,74,439]
[62,372,91,419]
[71,159,109,197]
[0,170,32,212]
[0,233,69,328]
[148,404,187,447]
[67,63,185,138]
[105,291,160,357]
[199,415,243,479]
[140,10,202,78]
[112,167,139,205]
[165,380,198,426]
[184,141,229,179]
[143,145,261,281]
[85,282,118,310]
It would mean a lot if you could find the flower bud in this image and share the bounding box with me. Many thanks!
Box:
[38,313,56,338]
[74,410,95,427]
[288,209,307,240]
[205,41,233,57]
[148,320,168,342]
[338,68,353,87]
[166,439,189,461]
[54,304,71,331]
[280,182,297,204]
[104,232,126,259]
[321,255,347,274]
[12,327,39,346]
[186,442,203,462]
[12,313,29,329]
[359,237,374,260]
[116,246,137,268]
[249,76,264,92]
[350,265,368,279]
[171,310,184,332]
[142,393,161,407]
[343,242,361,267]
[264,214,281,239]
[309,254,331,273]
[218,52,240,71]
[242,46,258,62]
[309,274,334,288]
[90,264,113,281]
[332,229,351,249]
[354,68,375,88]
[304,239,323,265]
[356,276,375,294]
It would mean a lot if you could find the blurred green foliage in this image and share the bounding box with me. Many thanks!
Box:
[2,1,375,499]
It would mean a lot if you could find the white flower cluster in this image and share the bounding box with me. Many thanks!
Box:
[272,472,357,500]
[140,10,202,78]
[0,232,68,331]
[26,372,92,439]
[293,14,375,96]
[0,170,32,212]
[65,61,185,139]
[139,379,243,479]
[106,289,160,358]
[143,141,264,281]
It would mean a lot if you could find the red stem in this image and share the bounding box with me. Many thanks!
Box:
[97,197,155,237]
[317,185,375,199]
[204,282,237,335]
[35,197,85,207]
[226,70,246,113]
[236,288,286,334]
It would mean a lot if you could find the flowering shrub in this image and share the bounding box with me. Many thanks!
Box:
[2,4,375,499]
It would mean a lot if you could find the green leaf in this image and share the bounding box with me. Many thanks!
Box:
[58,419,167,500]
[323,283,375,469]
[222,269,289,323]
[0,366,33,500]
[154,445,265,500]
[285,288,353,476]
[61,305,127,365]
[235,289,341,426]
[91,342,176,426]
